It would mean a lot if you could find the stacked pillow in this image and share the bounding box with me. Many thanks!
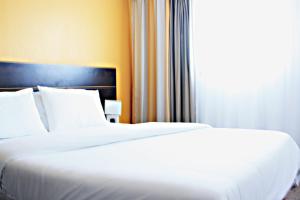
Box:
[37,86,107,132]
[0,87,107,138]
[0,88,47,139]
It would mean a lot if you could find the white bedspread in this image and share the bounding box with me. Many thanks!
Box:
[0,123,299,200]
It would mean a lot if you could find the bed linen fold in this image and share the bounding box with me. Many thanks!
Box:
[0,123,299,200]
[0,123,210,173]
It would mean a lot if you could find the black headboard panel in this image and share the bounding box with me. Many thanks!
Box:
[0,61,116,105]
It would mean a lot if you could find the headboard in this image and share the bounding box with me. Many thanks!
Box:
[0,61,116,106]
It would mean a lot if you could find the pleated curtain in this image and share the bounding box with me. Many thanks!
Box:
[130,0,168,123]
[169,0,195,122]
[191,0,300,146]
[130,0,194,123]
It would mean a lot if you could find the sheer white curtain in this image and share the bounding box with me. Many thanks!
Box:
[192,0,300,146]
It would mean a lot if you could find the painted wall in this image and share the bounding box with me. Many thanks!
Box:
[0,0,132,122]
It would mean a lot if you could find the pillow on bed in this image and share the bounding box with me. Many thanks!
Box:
[33,92,49,131]
[38,86,107,132]
[0,88,48,138]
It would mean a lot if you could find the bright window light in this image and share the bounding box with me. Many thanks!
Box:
[192,0,294,94]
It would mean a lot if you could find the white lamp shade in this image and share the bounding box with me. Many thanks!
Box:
[105,100,122,115]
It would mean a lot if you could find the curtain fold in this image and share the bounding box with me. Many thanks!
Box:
[192,0,300,146]
[156,0,170,122]
[169,0,195,122]
[130,0,193,123]
[164,0,171,122]
[131,0,149,123]
[147,0,157,122]
[131,0,161,123]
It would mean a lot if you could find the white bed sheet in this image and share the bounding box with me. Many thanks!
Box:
[0,123,299,200]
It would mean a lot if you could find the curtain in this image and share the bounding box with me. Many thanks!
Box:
[169,0,195,122]
[131,0,169,123]
[131,0,194,123]
[192,0,300,146]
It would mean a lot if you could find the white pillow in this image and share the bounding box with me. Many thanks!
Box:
[33,92,49,130]
[0,88,48,138]
[38,86,107,132]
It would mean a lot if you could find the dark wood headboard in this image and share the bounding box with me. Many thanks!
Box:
[0,61,116,106]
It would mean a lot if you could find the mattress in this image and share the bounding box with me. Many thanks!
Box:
[0,123,299,200]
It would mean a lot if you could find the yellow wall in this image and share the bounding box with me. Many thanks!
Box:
[0,0,132,123]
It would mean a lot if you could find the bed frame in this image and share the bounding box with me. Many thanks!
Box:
[0,61,116,106]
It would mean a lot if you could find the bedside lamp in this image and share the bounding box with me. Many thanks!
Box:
[105,100,122,123]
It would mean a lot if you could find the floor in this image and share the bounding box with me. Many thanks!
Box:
[285,185,300,200]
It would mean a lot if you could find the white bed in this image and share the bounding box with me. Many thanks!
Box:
[0,122,299,200]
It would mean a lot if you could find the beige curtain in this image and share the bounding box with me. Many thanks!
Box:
[130,0,169,123]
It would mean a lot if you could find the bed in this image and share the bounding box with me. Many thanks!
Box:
[0,62,299,200]
[0,123,299,200]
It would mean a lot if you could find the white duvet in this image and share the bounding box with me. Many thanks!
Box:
[0,123,299,200]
